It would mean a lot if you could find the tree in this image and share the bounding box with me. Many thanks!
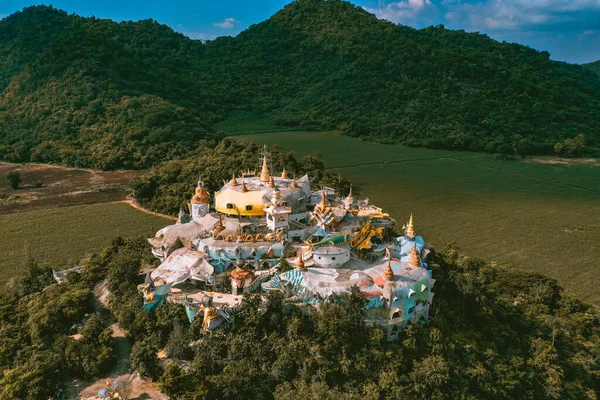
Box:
[5,171,21,190]
[130,337,163,380]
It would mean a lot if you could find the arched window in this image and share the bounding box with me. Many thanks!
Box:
[246,205,253,211]
[226,203,234,209]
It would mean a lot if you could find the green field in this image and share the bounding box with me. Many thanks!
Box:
[0,202,169,283]
[232,129,600,305]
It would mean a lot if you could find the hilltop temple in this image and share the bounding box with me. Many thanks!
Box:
[141,146,434,340]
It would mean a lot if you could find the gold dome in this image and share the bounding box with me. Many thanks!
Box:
[409,244,420,267]
[230,266,253,280]
[281,168,288,179]
[383,260,394,281]
[406,214,415,239]
[231,174,238,187]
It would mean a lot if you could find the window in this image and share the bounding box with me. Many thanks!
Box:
[332,257,336,260]
[408,307,414,314]
[245,205,253,211]
[226,203,234,209]
[282,201,288,206]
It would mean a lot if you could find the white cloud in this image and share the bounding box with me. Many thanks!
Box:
[213,17,238,29]
[363,0,438,24]
[444,0,600,31]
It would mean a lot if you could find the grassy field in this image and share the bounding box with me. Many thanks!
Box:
[214,110,302,136]
[232,128,600,305]
[0,202,169,283]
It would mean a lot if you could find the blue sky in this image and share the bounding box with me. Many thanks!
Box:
[0,0,598,64]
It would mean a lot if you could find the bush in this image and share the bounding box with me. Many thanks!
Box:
[5,171,21,190]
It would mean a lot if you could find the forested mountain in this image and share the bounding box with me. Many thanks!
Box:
[584,60,600,76]
[1,0,599,170]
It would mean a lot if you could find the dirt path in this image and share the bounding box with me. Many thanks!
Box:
[119,199,177,221]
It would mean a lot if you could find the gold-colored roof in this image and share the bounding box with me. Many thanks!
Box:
[281,168,288,179]
[383,260,394,281]
[406,214,415,239]
[191,187,210,204]
[230,266,253,280]
[409,244,420,267]
[231,174,238,187]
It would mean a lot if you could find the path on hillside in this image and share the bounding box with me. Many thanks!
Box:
[119,199,177,221]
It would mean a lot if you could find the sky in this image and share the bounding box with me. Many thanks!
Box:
[0,0,598,64]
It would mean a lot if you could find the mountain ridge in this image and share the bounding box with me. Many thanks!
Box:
[0,1,599,170]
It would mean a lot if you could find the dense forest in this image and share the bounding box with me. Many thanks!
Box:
[584,60,600,76]
[0,0,599,169]
[0,236,598,399]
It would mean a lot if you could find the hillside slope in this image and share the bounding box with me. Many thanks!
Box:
[0,1,599,169]
[584,60,600,76]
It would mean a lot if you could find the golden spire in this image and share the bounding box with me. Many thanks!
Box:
[291,175,298,189]
[409,244,420,267]
[348,184,353,198]
[213,214,225,235]
[318,189,329,211]
[231,173,238,187]
[241,180,248,193]
[406,214,415,239]
[296,250,305,270]
[269,176,275,188]
[281,168,288,179]
[383,260,394,281]
[260,145,270,182]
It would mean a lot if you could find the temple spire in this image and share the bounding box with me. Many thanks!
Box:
[409,244,420,267]
[241,180,248,193]
[269,176,275,188]
[383,260,394,281]
[296,250,306,270]
[406,214,415,239]
[260,145,270,182]
[231,173,238,187]
[281,168,288,179]
[291,175,298,189]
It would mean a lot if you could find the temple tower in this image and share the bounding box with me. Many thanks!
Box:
[190,177,210,218]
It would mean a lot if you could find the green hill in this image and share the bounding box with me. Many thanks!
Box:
[1,1,599,170]
[584,60,600,76]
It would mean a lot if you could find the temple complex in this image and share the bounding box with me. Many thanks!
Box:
[140,145,434,340]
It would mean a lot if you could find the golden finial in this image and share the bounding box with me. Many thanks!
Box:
[296,250,305,270]
[281,168,288,179]
[383,260,394,281]
[242,180,248,193]
[406,214,415,239]
[269,176,275,188]
[213,214,225,235]
[260,145,270,182]
[409,244,420,267]
[348,184,353,198]
[317,189,329,211]
[231,173,238,187]
[291,175,298,189]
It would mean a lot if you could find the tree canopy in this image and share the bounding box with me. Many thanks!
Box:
[0,1,599,170]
